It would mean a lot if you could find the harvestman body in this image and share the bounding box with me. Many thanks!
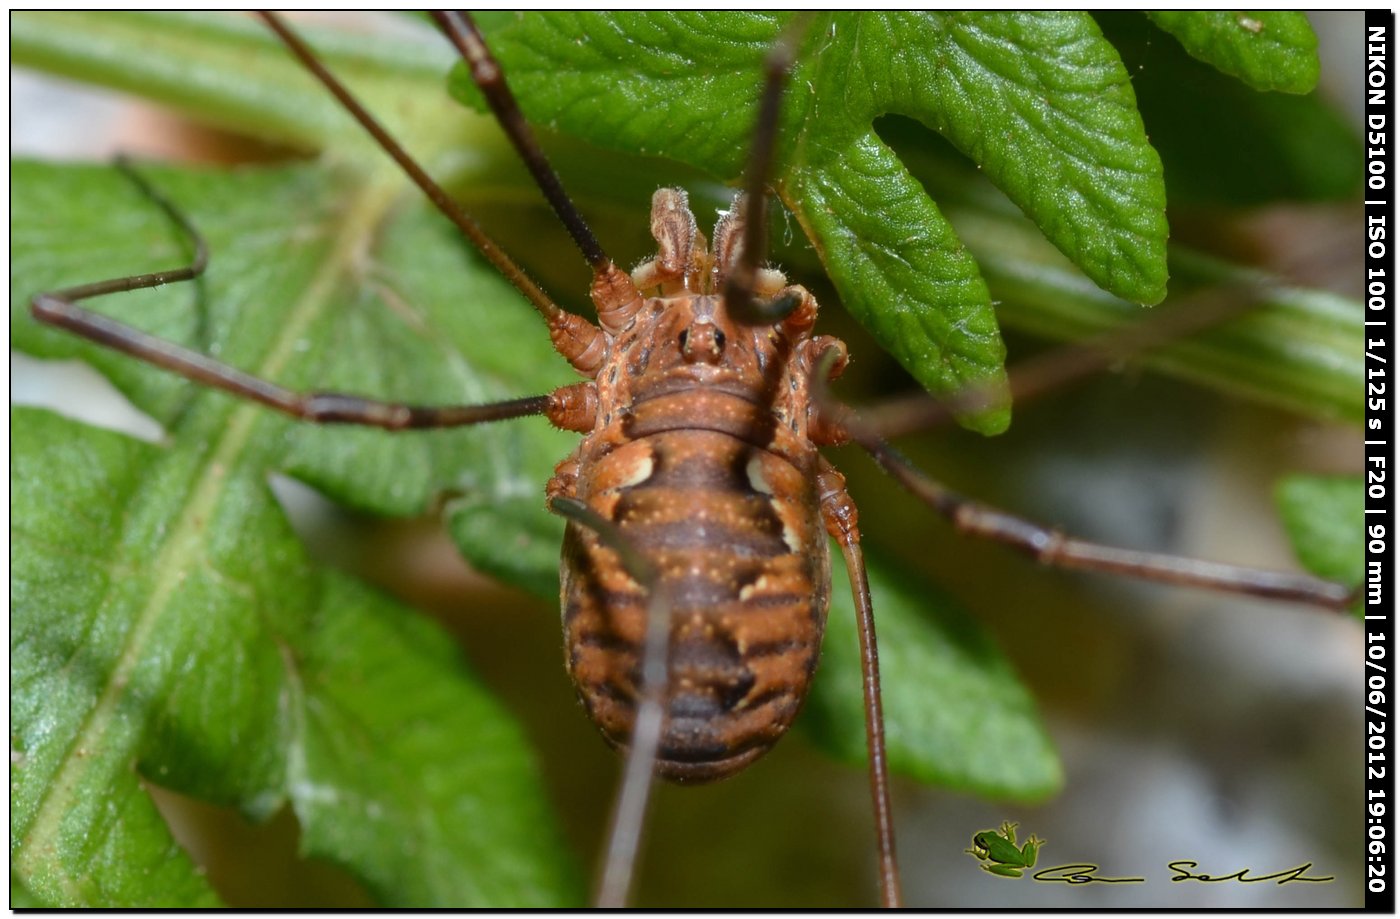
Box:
[558,187,854,781]
[28,11,1356,908]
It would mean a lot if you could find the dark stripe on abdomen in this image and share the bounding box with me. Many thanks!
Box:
[563,432,829,783]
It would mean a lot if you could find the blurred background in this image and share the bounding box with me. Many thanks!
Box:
[11,11,1365,907]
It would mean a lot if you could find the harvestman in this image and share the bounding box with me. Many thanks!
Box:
[29,11,1357,908]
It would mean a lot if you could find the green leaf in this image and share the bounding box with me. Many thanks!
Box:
[806,552,1062,800]
[10,873,43,909]
[14,11,1359,424]
[295,573,583,905]
[882,118,1364,424]
[1101,12,1361,205]
[1276,474,1365,616]
[456,12,1175,433]
[12,149,1059,815]
[1147,11,1319,93]
[9,11,458,155]
[12,410,224,907]
[12,161,576,522]
[11,160,582,907]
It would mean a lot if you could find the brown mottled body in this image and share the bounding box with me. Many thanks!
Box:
[549,189,848,782]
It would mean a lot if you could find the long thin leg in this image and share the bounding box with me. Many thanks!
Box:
[426,11,646,334]
[257,11,557,324]
[808,350,1356,611]
[855,275,1283,440]
[36,283,559,428]
[549,496,669,910]
[256,11,615,374]
[852,222,1359,442]
[817,460,903,909]
[30,161,576,432]
[724,14,814,325]
[430,11,609,273]
[867,439,1356,607]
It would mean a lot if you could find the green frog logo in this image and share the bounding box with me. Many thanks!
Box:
[965,821,1044,878]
